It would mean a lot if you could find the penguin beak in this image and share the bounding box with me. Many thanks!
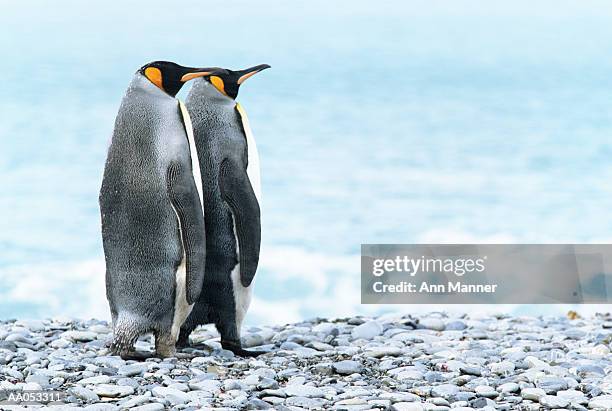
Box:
[236,64,271,85]
[180,68,218,82]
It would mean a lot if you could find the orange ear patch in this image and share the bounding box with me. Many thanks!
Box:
[144,67,163,90]
[209,76,227,96]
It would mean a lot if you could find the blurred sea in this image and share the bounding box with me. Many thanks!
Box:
[2,0,612,323]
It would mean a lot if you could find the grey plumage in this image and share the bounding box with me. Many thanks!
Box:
[179,78,262,356]
[100,73,205,359]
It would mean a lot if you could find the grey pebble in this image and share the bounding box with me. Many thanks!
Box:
[536,376,568,394]
[117,377,140,388]
[118,393,153,409]
[430,383,459,399]
[91,384,134,398]
[151,386,191,405]
[246,398,273,409]
[1,314,611,411]
[351,321,382,340]
[83,404,118,411]
[445,320,467,330]
[118,363,147,377]
[284,384,324,398]
[69,386,100,403]
[540,394,570,408]
[332,360,363,375]
[130,404,165,411]
[419,318,446,331]
[285,396,327,408]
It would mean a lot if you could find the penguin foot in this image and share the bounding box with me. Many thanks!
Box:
[119,350,155,361]
[222,341,267,357]
[176,338,191,349]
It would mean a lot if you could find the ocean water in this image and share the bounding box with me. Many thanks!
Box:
[2,1,612,323]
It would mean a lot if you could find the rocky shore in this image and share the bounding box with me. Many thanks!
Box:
[0,313,611,410]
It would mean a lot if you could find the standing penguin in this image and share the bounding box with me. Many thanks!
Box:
[179,64,270,356]
[100,61,214,359]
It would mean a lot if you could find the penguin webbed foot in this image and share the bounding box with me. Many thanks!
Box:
[110,342,157,361]
[222,340,267,357]
[177,337,210,351]
[118,350,155,361]
[176,327,194,349]
[176,338,191,349]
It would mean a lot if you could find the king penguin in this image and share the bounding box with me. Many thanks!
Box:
[179,64,270,356]
[100,61,215,359]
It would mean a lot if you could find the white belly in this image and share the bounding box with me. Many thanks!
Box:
[168,208,194,340]
[171,257,192,340]
[230,221,253,332]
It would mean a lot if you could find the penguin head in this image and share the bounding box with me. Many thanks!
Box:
[139,61,218,97]
[203,64,271,99]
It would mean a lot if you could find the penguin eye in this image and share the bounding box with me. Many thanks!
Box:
[209,76,228,96]
[144,67,164,91]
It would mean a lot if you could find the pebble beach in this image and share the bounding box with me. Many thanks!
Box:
[0,313,612,410]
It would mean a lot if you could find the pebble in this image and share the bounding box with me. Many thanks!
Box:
[497,382,520,393]
[490,360,515,374]
[118,394,153,408]
[475,385,498,398]
[5,368,23,380]
[189,379,221,392]
[50,338,72,349]
[392,403,425,411]
[577,364,605,377]
[152,386,191,405]
[525,355,549,369]
[537,376,568,394]
[118,363,147,377]
[430,384,459,399]
[364,346,402,358]
[521,387,546,401]
[257,377,278,390]
[91,384,135,398]
[540,394,569,408]
[589,395,612,409]
[61,330,98,342]
[420,318,446,331]
[131,404,165,411]
[285,396,326,408]
[79,375,111,385]
[284,384,324,398]
[351,320,383,340]
[445,320,467,331]
[332,360,364,375]
[83,405,118,411]
[246,398,272,409]
[4,333,31,343]
[557,389,587,403]
[0,314,609,410]
[460,365,483,376]
[69,386,101,402]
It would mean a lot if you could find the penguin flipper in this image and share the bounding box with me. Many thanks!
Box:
[167,162,206,304]
[219,157,261,288]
